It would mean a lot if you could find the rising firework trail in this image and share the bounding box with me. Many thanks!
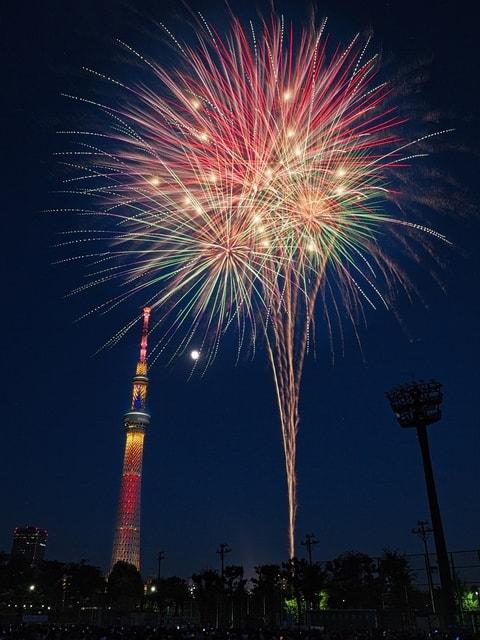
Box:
[54,12,451,558]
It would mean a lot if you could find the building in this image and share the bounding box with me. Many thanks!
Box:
[11,526,47,565]
[111,307,152,571]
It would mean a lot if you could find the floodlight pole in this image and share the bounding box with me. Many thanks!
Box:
[415,423,453,609]
[386,380,456,628]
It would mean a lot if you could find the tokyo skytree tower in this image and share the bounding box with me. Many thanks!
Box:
[111,307,151,570]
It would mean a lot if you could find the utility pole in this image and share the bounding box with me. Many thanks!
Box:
[157,550,165,582]
[412,520,436,614]
[387,380,456,627]
[301,533,319,565]
[216,543,231,576]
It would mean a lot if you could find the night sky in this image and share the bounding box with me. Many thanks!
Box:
[1,0,479,579]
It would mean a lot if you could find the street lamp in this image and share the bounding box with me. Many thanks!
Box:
[386,379,456,627]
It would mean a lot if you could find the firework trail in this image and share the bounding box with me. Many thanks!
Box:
[55,13,451,557]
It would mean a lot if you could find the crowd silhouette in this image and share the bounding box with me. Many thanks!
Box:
[0,627,477,640]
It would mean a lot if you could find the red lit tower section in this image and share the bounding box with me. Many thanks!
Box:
[111,307,151,571]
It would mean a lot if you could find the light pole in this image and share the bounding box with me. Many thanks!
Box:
[387,379,456,627]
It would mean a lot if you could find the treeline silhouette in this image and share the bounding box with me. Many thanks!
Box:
[0,549,453,627]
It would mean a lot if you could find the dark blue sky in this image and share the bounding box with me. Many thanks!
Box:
[1,0,479,579]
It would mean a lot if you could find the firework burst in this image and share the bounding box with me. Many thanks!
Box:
[55,13,451,557]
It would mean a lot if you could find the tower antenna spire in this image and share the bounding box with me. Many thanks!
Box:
[139,306,151,364]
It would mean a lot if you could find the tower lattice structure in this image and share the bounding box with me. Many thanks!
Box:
[111,307,151,571]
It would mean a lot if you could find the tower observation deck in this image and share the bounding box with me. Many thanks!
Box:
[111,307,151,571]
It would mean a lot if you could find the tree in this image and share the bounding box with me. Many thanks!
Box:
[0,552,9,600]
[2,556,36,604]
[377,549,413,610]
[297,560,326,607]
[152,576,190,616]
[326,552,377,609]
[191,569,224,626]
[36,560,66,607]
[282,558,327,623]
[251,564,284,625]
[224,565,247,627]
[66,560,105,607]
[461,586,480,612]
[107,561,143,612]
[282,558,303,620]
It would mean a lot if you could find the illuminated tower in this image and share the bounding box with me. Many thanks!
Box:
[111,307,151,571]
